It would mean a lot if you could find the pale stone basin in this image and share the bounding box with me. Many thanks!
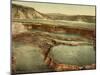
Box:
[49,45,96,66]
[13,43,53,73]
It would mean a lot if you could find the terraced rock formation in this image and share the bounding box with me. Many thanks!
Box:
[12,31,96,74]
[12,3,96,74]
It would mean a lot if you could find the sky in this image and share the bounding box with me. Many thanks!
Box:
[12,1,95,16]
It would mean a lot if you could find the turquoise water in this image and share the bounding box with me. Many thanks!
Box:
[49,45,96,66]
[31,29,83,38]
[13,43,53,73]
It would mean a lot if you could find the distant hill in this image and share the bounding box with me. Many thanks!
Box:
[46,13,96,23]
[12,3,95,23]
